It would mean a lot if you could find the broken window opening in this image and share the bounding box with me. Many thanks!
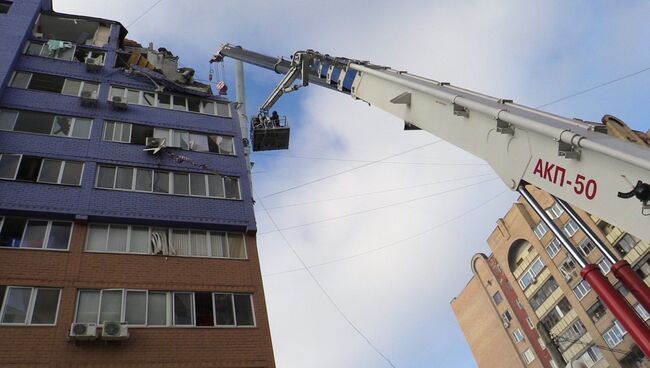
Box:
[33,13,111,47]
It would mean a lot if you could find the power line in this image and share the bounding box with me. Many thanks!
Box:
[126,0,164,28]
[256,191,397,368]
[536,66,650,108]
[257,177,499,235]
[258,140,441,199]
[254,152,488,167]
[551,334,630,355]
[255,173,496,212]
[262,188,509,277]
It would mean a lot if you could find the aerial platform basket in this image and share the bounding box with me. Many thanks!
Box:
[251,115,290,151]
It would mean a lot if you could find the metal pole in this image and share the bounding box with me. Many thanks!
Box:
[518,186,650,357]
[554,197,650,312]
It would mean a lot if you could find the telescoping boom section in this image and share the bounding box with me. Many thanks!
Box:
[214,43,650,243]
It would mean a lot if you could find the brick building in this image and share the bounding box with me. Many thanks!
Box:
[451,185,650,368]
[0,0,275,366]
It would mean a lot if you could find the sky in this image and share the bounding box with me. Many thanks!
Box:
[54,1,650,367]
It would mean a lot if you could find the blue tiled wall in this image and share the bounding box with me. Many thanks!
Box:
[0,0,256,231]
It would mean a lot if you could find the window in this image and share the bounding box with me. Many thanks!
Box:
[518,257,544,290]
[0,286,61,325]
[522,349,535,364]
[24,41,105,64]
[0,1,11,14]
[173,292,194,326]
[603,320,626,348]
[0,217,72,250]
[545,202,564,220]
[597,258,613,275]
[0,154,83,185]
[533,222,548,239]
[573,280,592,300]
[103,121,132,143]
[85,223,246,259]
[502,310,512,324]
[563,220,579,237]
[614,234,638,256]
[559,258,578,280]
[492,291,503,305]
[108,86,231,117]
[76,289,124,324]
[194,292,214,326]
[10,72,99,98]
[576,345,603,368]
[634,303,649,321]
[540,297,572,330]
[578,240,596,257]
[545,237,561,258]
[153,127,236,155]
[214,293,255,326]
[558,319,587,351]
[529,277,558,310]
[587,299,607,322]
[147,292,168,326]
[0,109,92,139]
[95,164,241,199]
[526,317,534,329]
[513,328,524,343]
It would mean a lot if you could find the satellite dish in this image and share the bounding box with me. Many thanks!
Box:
[144,137,166,155]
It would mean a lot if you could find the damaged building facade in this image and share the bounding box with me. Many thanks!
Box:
[0,0,275,366]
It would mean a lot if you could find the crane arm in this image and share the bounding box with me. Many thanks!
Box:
[215,44,650,242]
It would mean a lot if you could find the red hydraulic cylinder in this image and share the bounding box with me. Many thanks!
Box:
[612,260,650,313]
[581,264,650,357]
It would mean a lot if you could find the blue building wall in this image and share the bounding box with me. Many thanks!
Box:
[0,0,256,232]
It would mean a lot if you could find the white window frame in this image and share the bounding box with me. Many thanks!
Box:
[533,221,548,239]
[61,78,100,98]
[0,110,92,140]
[603,320,626,347]
[545,202,564,220]
[546,237,561,258]
[0,286,62,326]
[0,216,73,251]
[597,258,613,275]
[23,40,77,61]
[36,159,84,186]
[634,303,649,321]
[513,328,524,343]
[95,165,241,200]
[107,85,232,117]
[573,280,592,300]
[103,121,132,143]
[172,292,195,326]
[563,220,579,237]
[518,257,544,290]
[522,349,535,364]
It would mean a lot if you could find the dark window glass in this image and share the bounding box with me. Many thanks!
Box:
[194,292,214,327]
[173,293,193,325]
[2,287,31,323]
[22,220,48,248]
[38,160,61,183]
[71,118,92,139]
[115,167,133,190]
[28,73,65,93]
[142,92,155,106]
[135,169,152,191]
[173,96,187,110]
[59,161,82,185]
[16,156,41,181]
[173,173,189,195]
[51,116,72,136]
[208,136,220,153]
[47,222,72,249]
[0,218,26,247]
[131,124,154,145]
[189,173,206,196]
[492,291,503,305]
[224,176,240,199]
[153,171,169,193]
[207,175,224,198]
[157,94,171,109]
[103,122,115,141]
[0,286,5,310]
[234,294,254,326]
[26,42,42,55]
[188,97,201,112]
[30,289,60,324]
[214,293,234,325]
[96,166,116,188]
[14,111,53,135]
[0,154,21,179]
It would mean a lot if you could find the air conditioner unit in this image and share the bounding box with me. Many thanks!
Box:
[85,57,103,73]
[111,96,128,110]
[80,90,98,107]
[143,137,166,154]
[69,323,98,341]
[101,321,129,341]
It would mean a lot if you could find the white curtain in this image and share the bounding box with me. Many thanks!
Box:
[191,231,208,256]
[172,230,191,256]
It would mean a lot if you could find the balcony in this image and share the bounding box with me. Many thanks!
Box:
[33,13,111,47]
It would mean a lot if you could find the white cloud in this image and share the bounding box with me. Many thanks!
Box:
[52,1,650,366]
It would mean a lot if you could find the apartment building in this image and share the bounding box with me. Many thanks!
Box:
[0,0,275,366]
[451,185,650,368]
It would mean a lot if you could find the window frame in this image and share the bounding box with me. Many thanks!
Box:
[0,286,61,326]
[36,159,84,186]
[103,121,132,143]
[0,216,73,251]
[545,237,561,258]
[0,109,92,140]
[0,153,22,180]
[563,220,579,237]
[513,328,524,343]
[573,279,592,300]
[533,221,548,239]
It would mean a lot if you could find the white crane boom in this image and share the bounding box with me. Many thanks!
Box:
[213,44,650,242]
